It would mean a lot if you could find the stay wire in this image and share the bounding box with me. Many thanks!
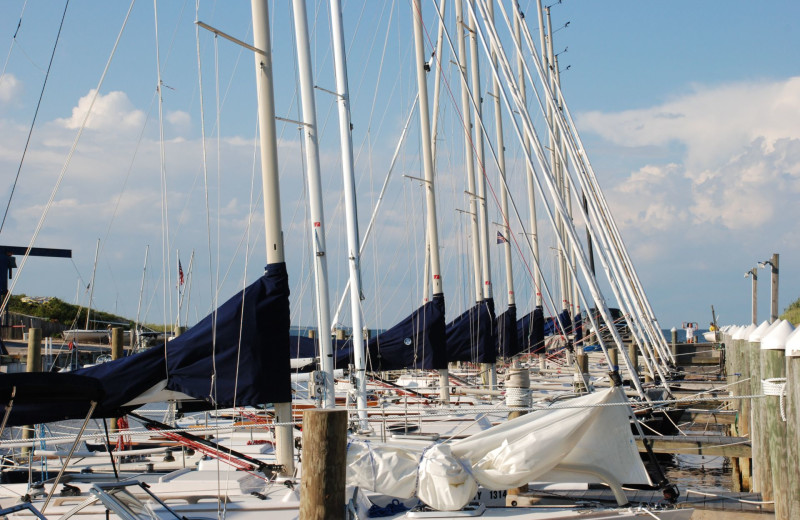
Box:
[0,0,70,235]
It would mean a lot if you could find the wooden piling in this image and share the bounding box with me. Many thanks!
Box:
[727,336,751,491]
[749,340,766,494]
[609,347,618,370]
[737,338,752,491]
[761,347,788,518]
[110,328,124,431]
[785,352,800,519]
[111,327,124,359]
[22,328,42,457]
[628,343,638,377]
[299,409,348,520]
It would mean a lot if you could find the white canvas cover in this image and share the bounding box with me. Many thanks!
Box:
[347,386,650,511]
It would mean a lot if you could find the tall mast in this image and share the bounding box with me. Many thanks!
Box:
[523,0,543,309]
[292,0,335,409]
[468,4,492,304]
[412,0,449,404]
[329,0,368,428]
[454,0,483,304]
[467,0,496,391]
[251,0,293,475]
[489,1,514,311]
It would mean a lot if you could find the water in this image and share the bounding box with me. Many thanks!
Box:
[664,454,732,494]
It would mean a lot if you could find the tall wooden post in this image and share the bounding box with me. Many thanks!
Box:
[785,346,800,519]
[769,253,779,323]
[749,339,767,494]
[627,343,638,378]
[22,328,42,456]
[110,328,124,431]
[762,343,788,517]
[299,409,347,520]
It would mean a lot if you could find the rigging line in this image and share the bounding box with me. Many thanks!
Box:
[464,0,630,374]
[194,0,218,389]
[507,3,670,374]
[0,0,70,235]
[424,0,561,329]
[154,0,174,377]
[0,0,137,319]
[0,0,28,84]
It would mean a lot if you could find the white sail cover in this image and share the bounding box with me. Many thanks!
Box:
[347,386,650,510]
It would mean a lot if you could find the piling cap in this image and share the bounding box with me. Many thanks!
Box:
[747,320,773,342]
[785,326,800,358]
[761,320,794,350]
[733,324,756,340]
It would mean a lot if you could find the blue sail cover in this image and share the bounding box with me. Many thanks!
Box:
[573,312,583,343]
[0,372,105,426]
[446,298,496,364]
[0,263,294,426]
[518,306,545,354]
[367,293,446,370]
[497,304,519,358]
[80,262,292,413]
[556,309,572,336]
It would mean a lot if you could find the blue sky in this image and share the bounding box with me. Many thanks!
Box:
[1,0,799,333]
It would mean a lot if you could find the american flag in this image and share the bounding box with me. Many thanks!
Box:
[178,261,184,285]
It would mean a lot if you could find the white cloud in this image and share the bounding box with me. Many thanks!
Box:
[0,73,22,104]
[579,77,800,171]
[167,110,191,132]
[57,89,145,131]
[579,77,800,233]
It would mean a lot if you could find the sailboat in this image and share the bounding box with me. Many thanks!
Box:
[0,0,695,518]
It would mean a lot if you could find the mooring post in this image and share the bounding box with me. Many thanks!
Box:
[609,347,618,371]
[761,324,789,519]
[110,328,124,431]
[738,334,752,490]
[785,340,800,519]
[627,343,638,376]
[21,328,42,457]
[749,337,766,494]
[670,327,677,359]
[299,408,348,520]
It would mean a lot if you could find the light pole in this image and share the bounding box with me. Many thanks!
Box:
[744,268,758,325]
[758,253,779,323]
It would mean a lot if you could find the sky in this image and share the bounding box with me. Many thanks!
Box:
[0,0,799,334]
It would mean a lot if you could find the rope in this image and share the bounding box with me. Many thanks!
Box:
[367,498,409,517]
[761,378,788,421]
[0,0,69,234]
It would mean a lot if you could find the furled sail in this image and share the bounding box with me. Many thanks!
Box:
[445,298,496,363]
[347,386,651,511]
[0,263,292,425]
[366,294,447,370]
[496,304,519,358]
[517,305,545,354]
